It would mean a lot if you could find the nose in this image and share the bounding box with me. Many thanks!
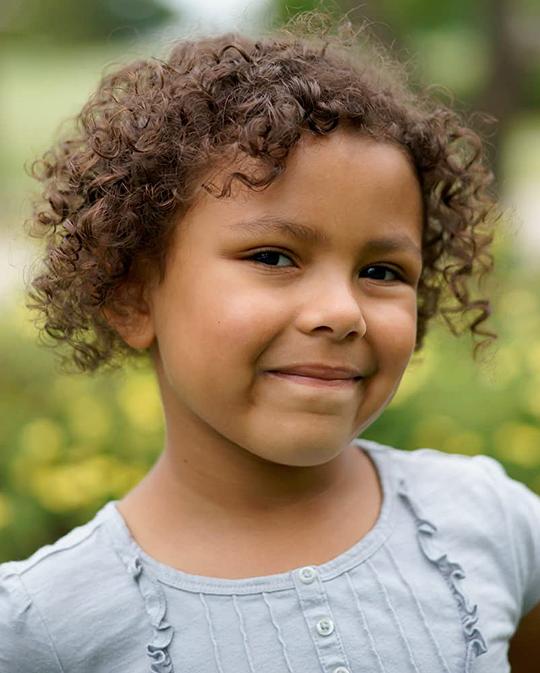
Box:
[297,277,367,341]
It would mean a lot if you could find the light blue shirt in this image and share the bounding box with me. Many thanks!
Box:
[1,439,539,673]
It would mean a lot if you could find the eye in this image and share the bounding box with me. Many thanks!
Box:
[361,265,404,282]
[247,252,405,282]
[247,250,295,267]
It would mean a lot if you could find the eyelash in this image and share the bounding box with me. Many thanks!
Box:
[246,249,406,282]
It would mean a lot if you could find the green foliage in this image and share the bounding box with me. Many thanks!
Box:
[3,0,176,43]
[275,0,482,34]
[274,0,540,106]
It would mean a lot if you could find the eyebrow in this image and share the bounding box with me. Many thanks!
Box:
[228,215,422,259]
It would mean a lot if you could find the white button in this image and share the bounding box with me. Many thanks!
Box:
[298,566,317,583]
[316,617,334,636]
[333,668,350,673]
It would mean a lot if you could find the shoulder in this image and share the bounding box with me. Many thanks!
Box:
[383,441,507,482]
[367,440,540,619]
[1,501,124,601]
[365,438,512,506]
[380,441,540,537]
[392,445,540,533]
[0,502,147,671]
[363,439,515,551]
[0,567,63,672]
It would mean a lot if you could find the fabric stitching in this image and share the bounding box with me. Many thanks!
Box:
[384,544,452,673]
[345,569,387,673]
[261,591,296,673]
[366,558,421,673]
[232,594,257,673]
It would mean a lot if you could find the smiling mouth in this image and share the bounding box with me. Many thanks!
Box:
[266,371,363,388]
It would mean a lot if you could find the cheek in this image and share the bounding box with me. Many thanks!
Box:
[368,300,418,361]
[181,280,287,370]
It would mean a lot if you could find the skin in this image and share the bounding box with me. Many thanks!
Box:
[113,129,425,574]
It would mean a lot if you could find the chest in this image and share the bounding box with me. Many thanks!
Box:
[118,452,383,580]
[152,508,503,673]
[61,487,520,673]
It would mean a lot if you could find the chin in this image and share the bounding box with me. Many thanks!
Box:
[248,436,348,468]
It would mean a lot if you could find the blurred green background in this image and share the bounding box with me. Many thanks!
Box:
[1,0,540,561]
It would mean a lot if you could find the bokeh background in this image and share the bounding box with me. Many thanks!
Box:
[1,0,539,561]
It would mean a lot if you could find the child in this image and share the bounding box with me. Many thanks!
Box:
[1,12,539,673]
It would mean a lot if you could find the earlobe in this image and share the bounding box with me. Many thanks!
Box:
[101,283,156,350]
[102,305,156,350]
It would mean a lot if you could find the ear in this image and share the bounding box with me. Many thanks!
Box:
[102,281,156,350]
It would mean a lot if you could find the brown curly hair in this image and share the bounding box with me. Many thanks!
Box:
[26,12,499,374]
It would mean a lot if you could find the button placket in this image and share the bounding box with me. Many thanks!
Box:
[293,566,352,673]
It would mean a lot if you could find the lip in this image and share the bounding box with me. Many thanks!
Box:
[266,363,363,380]
[265,371,362,389]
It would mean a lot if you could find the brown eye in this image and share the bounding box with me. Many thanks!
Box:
[248,250,295,267]
[362,265,403,282]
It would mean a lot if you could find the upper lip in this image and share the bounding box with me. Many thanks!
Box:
[267,363,364,380]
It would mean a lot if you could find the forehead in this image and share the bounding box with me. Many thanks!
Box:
[290,129,417,185]
[180,130,423,248]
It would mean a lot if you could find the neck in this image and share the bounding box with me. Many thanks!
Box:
[138,433,365,525]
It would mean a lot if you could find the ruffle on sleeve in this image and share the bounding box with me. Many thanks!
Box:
[397,478,488,673]
[126,556,175,673]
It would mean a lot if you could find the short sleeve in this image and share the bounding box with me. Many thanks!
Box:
[0,566,63,673]
[473,454,540,617]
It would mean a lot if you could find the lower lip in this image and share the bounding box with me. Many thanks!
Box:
[265,372,362,389]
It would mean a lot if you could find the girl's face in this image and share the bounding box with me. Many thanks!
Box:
[130,130,423,467]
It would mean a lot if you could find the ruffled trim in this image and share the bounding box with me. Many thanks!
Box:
[126,555,175,673]
[397,478,488,673]
[103,508,175,672]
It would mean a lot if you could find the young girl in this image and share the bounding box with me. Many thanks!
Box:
[1,13,539,673]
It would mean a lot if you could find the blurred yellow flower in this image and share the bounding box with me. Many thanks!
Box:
[30,465,87,511]
[442,431,485,456]
[117,372,162,432]
[29,454,147,512]
[19,418,63,463]
[493,423,540,468]
[67,395,111,441]
[523,386,540,418]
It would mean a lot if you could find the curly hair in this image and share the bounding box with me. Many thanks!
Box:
[26,12,499,374]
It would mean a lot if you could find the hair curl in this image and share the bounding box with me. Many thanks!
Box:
[26,11,499,374]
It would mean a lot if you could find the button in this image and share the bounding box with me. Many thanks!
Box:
[333,668,350,673]
[316,617,334,636]
[298,566,317,584]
